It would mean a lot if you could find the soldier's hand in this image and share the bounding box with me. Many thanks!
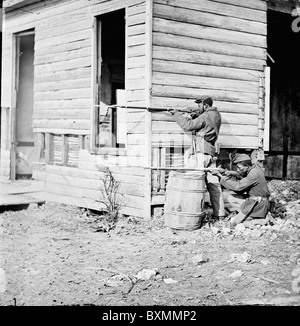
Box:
[218,167,227,174]
[225,170,240,177]
[167,108,178,115]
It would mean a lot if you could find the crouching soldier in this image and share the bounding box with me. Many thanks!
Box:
[216,154,270,227]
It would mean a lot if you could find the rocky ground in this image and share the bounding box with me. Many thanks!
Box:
[0,179,299,306]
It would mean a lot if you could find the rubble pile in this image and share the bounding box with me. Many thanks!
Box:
[268,179,300,219]
[205,180,300,238]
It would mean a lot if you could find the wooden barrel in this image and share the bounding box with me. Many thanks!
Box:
[164,171,207,230]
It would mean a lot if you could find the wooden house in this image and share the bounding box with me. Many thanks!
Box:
[1,0,300,218]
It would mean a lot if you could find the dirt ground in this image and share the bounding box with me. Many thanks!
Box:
[0,179,300,307]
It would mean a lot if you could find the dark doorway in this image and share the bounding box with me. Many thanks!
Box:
[15,31,35,179]
[96,9,126,149]
[267,10,300,179]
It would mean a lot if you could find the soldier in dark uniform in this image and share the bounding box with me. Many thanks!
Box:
[169,96,225,219]
[217,153,270,227]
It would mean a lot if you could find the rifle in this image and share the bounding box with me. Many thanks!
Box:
[104,105,199,116]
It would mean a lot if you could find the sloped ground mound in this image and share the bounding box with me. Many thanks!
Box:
[0,180,299,306]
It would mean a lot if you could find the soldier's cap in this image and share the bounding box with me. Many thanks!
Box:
[232,153,252,164]
[195,96,213,106]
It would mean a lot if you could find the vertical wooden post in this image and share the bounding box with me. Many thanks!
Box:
[10,34,18,181]
[160,146,166,192]
[79,135,85,150]
[152,146,159,192]
[62,134,68,165]
[144,0,153,219]
[91,17,100,152]
[263,67,270,152]
[45,133,53,164]
[0,107,11,182]
[258,74,265,149]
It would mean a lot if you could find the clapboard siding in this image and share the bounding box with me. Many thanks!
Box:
[35,47,92,65]
[33,119,90,130]
[154,2,266,35]
[155,0,266,23]
[34,78,91,92]
[153,59,260,82]
[34,68,91,83]
[153,18,266,49]
[153,32,265,61]
[153,46,264,71]
[151,97,259,115]
[151,85,258,104]
[152,112,259,125]
[151,0,267,149]
[152,72,259,94]
[35,99,91,110]
[33,109,91,120]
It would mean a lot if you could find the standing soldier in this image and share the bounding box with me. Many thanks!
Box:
[169,96,225,220]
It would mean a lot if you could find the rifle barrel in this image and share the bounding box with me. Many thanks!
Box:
[95,104,196,113]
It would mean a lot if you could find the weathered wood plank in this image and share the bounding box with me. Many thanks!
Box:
[45,173,145,197]
[153,59,260,82]
[129,121,258,136]
[128,24,145,36]
[34,128,90,135]
[152,72,259,94]
[127,34,145,46]
[149,133,258,149]
[127,1,145,16]
[33,119,90,130]
[45,182,145,209]
[35,39,92,56]
[151,85,258,104]
[153,18,266,49]
[127,67,146,79]
[127,12,146,26]
[127,90,146,102]
[127,55,145,68]
[153,46,264,71]
[35,47,92,65]
[154,0,266,23]
[34,78,91,92]
[35,57,91,74]
[33,109,91,120]
[35,29,91,49]
[79,150,145,175]
[39,191,145,217]
[152,121,258,136]
[34,89,90,101]
[35,99,91,110]
[209,0,267,11]
[35,19,91,42]
[153,32,265,60]
[216,135,259,148]
[151,112,258,125]
[46,165,145,185]
[151,97,259,114]
[127,44,146,57]
[154,3,266,35]
[127,79,147,90]
[35,68,91,83]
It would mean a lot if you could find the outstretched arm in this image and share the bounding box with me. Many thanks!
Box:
[172,111,205,132]
[220,170,258,193]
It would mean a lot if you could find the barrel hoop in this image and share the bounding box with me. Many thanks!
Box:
[166,187,206,193]
[164,210,206,218]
